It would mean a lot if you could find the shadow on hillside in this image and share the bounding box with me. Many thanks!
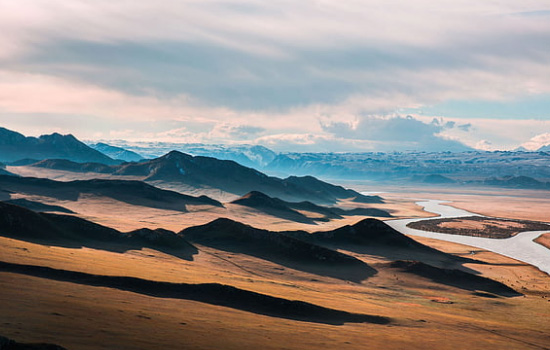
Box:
[391,260,522,297]
[3,198,75,214]
[0,175,226,213]
[325,243,485,270]
[0,260,391,326]
[1,234,199,262]
[197,241,377,283]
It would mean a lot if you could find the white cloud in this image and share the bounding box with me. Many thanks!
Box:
[521,133,550,150]
[1,1,549,152]
[475,140,493,151]
[319,115,472,151]
[252,133,378,152]
[430,117,550,151]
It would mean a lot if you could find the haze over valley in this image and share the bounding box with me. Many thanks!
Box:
[1,1,549,349]
[0,125,549,349]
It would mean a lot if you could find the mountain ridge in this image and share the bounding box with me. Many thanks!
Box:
[19,151,382,205]
[231,191,390,223]
[90,142,144,162]
[0,127,118,164]
[0,175,223,211]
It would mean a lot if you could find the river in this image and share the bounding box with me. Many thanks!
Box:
[382,199,550,275]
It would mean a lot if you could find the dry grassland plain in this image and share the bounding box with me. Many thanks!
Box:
[1,175,549,349]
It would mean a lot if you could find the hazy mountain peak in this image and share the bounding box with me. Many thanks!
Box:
[90,142,144,162]
[0,127,26,145]
[0,126,117,164]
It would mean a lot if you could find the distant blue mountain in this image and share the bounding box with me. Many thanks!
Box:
[105,141,277,169]
[90,142,144,162]
[0,127,117,164]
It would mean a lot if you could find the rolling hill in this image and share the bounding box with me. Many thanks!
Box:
[231,191,391,223]
[179,218,376,282]
[0,201,198,260]
[0,175,222,212]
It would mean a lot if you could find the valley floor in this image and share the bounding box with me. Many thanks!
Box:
[1,182,549,349]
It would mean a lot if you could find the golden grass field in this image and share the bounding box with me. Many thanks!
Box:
[1,172,549,349]
[1,230,550,350]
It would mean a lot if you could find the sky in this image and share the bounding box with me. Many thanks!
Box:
[0,0,549,152]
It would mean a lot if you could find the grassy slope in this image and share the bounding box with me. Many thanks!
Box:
[1,179,549,349]
[0,233,549,350]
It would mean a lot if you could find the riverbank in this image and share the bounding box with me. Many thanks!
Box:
[407,216,550,239]
[386,200,550,275]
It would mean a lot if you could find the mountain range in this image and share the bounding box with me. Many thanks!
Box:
[89,142,144,162]
[3,126,549,192]
[20,151,382,204]
[94,140,277,168]
[0,127,117,164]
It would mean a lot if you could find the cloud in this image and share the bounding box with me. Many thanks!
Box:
[321,115,439,142]
[320,115,472,151]
[0,0,549,112]
[475,140,493,151]
[215,124,266,140]
[0,1,549,152]
[253,133,378,152]
[457,123,472,132]
[429,117,550,151]
[521,133,550,150]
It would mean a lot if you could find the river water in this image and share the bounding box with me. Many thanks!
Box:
[379,199,550,274]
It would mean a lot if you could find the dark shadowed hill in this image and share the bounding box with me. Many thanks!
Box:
[310,218,429,248]
[179,218,376,282]
[180,217,495,286]
[30,159,114,173]
[0,202,197,261]
[114,151,382,204]
[0,201,67,240]
[0,127,118,164]
[283,176,383,203]
[231,191,315,224]
[17,150,382,204]
[125,228,196,251]
[0,335,67,350]
[2,198,75,213]
[0,175,222,211]
[283,218,480,268]
[391,260,521,297]
[231,191,391,224]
